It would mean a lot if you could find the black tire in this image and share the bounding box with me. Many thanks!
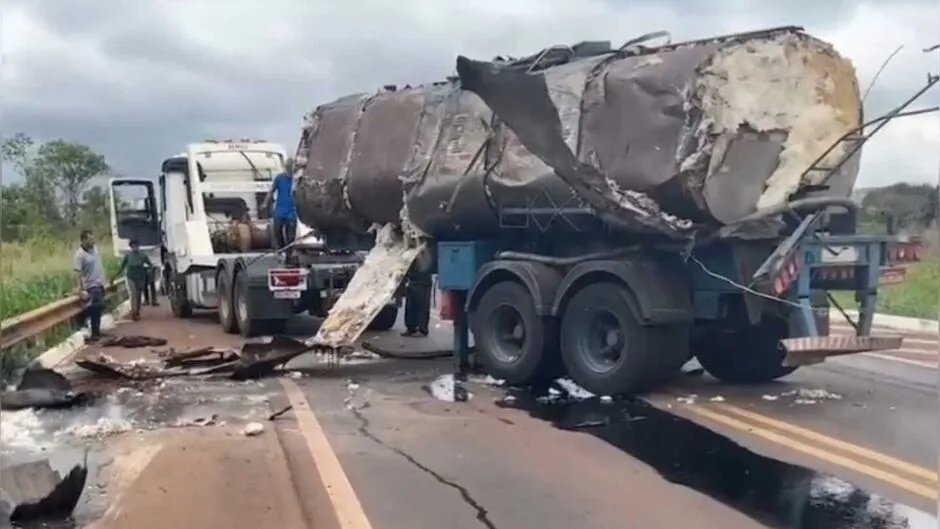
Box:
[470,281,559,385]
[218,270,238,334]
[234,269,264,338]
[169,268,192,318]
[695,316,798,383]
[368,305,399,331]
[560,282,689,396]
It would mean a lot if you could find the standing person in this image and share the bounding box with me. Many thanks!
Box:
[74,230,108,341]
[114,239,155,321]
[262,159,297,256]
[401,247,433,338]
[142,261,159,307]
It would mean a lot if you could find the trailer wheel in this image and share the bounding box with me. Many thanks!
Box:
[234,269,264,338]
[470,281,558,385]
[217,270,238,334]
[368,305,399,332]
[169,268,192,319]
[560,282,687,396]
[695,316,797,383]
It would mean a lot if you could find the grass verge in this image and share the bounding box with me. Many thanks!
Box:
[1,236,121,320]
[831,260,939,320]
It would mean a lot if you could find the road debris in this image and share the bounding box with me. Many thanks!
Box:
[267,406,293,421]
[3,457,88,524]
[98,335,168,348]
[175,414,220,427]
[242,422,265,436]
[1,368,94,411]
[160,346,239,368]
[424,374,473,403]
[66,417,133,439]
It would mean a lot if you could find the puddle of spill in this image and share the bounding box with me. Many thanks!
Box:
[498,389,935,529]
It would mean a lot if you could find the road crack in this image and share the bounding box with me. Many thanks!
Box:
[350,407,497,529]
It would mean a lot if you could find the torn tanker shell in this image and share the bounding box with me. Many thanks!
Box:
[310,224,426,348]
[293,27,861,242]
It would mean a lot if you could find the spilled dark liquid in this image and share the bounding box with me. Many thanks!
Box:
[499,387,935,529]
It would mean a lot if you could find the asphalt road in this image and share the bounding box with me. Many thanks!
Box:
[1,303,935,528]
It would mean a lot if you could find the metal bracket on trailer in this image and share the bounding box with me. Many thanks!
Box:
[781,335,904,366]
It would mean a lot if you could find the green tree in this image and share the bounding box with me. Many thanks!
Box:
[1,134,113,240]
[34,139,110,225]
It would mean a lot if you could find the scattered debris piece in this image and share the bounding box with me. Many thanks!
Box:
[600,395,614,404]
[782,388,842,401]
[75,353,164,380]
[243,422,265,436]
[161,346,239,368]
[709,396,726,403]
[761,394,779,401]
[268,406,293,421]
[676,395,698,405]
[98,335,168,348]
[17,368,72,392]
[470,374,505,386]
[66,417,133,439]
[424,374,473,403]
[175,414,219,427]
[5,457,88,524]
[288,371,303,379]
[0,388,92,411]
[1,369,93,411]
[554,378,595,400]
[231,335,310,380]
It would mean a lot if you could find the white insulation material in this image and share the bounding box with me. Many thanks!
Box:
[311,224,425,347]
[693,33,860,210]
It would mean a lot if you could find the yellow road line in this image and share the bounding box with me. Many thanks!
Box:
[280,378,374,529]
[861,352,937,369]
[674,403,938,499]
[710,402,937,483]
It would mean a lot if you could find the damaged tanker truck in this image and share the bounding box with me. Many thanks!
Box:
[291,26,935,395]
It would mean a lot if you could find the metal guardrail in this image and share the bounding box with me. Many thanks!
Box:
[0,279,127,352]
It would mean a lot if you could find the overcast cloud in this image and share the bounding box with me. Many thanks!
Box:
[1,0,938,188]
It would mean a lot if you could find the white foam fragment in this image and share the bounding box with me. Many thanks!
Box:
[783,388,842,400]
[709,395,726,403]
[0,409,47,452]
[427,374,473,403]
[311,224,425,348]
[693,33,859,211]
[243,422,265,436]
[554,378,594,400]
[66,417,133,439]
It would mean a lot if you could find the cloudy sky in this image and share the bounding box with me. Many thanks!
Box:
[1,0,938,189]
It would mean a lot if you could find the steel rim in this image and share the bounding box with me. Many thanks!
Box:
[487,304,526,364]
[577,309,625,374]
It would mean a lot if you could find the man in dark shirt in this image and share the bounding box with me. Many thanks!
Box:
[115,239,155,321]
[401,247,433,338]
[262,160,297,254]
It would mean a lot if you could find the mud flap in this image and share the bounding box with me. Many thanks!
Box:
[309,224,426,348]
[781,335,904,366]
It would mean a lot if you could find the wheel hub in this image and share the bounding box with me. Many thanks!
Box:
[581,310,624,373]
[489,305,526,363]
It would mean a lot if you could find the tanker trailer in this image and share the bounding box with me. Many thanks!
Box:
[298,26,933,395]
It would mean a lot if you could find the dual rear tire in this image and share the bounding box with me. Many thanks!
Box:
[219,268,285,338]
[470,280,689,395]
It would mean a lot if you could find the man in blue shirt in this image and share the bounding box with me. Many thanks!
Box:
[262,159,297,253]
